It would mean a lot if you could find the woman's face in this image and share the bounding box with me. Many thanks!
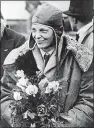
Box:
[31,24,54,49]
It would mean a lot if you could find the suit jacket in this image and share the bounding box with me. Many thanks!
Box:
[1,35,93,127]
[0,27,26,78]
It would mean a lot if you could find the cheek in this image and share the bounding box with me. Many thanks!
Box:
[46,31,54,41]
[48,35,54,43]
[45,36,53,45]
[49,33,54,43]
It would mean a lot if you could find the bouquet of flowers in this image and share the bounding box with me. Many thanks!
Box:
[9,69,65,128]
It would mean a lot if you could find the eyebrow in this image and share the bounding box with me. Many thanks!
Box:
[31,27,36,30]
[31,27,48,31]
[40,28,48,31]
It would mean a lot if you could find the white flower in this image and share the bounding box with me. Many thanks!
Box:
[23,111,28,119]
[45,85,53,94]
[13,91,22,101]
[17,77,29,91]
[45,81,59,94]
[38,77,49,90]
[51,81,59,92]
[15,70,25,78]
[30,123,36,128]
[51,118,56,123]
[25,84,38,96]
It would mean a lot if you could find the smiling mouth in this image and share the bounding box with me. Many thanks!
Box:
[37,40,45,44]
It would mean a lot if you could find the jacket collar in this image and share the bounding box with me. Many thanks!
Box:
[32,44,57,74]
[44,49,56,74]
[78,20,93,35]
[32,35,69,76]
[77,20,93,43]
[32,45,44,72]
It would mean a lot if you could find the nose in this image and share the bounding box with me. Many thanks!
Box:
[34,32,41,39]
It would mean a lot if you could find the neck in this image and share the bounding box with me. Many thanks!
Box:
[41,45,55,53]
[77,21,90,31]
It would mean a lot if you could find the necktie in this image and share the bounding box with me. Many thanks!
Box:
[44,53,50,66]
[76,34,79,41]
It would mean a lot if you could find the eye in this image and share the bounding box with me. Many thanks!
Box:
[31,28,36,33]
[40,29,48,33]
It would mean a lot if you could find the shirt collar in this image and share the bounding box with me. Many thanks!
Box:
[77,20,93,43]
[40,48,55,58]
[77,20,93,35]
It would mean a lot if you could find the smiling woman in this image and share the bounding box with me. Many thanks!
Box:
[1,2,93,128]
[31,23,54,50]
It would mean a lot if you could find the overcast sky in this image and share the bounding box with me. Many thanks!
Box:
[1,1,30,19]
[1,1,70,20]
[45,1,70,11]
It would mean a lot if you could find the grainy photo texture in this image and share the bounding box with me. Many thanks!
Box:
[0,0,93,127]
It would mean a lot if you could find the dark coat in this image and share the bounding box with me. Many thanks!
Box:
[0,27,26,78]
[1,35,93,127]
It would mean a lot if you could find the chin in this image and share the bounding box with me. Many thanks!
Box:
[37,44,47,49]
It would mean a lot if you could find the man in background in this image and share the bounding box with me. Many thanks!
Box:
[63,0,93,72]
[63,0,93,47]
[0,12,26,79]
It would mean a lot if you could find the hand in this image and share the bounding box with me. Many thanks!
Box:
[38,78,49,92]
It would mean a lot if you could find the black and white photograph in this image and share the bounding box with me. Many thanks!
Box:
[0,0,93,127]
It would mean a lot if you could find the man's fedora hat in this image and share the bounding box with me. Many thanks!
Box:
[63,0,93,17]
